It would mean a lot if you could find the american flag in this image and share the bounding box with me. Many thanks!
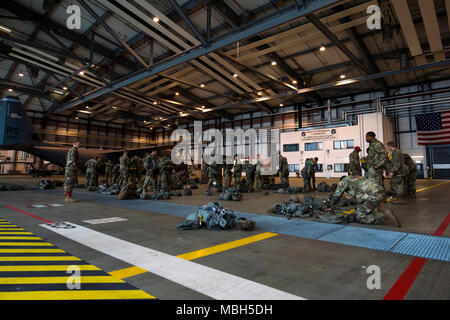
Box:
[415,111,450,146]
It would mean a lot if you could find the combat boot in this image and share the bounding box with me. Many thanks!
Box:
[391,197,406,205]
[65,196,78,203]
[383,208,401,228]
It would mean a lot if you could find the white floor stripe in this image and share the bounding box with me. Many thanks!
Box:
[40,222,304,300]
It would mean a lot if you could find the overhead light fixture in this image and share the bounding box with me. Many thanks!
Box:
[200,84,205,88]
[279,103,284,107]
[271,61,277,66]
[8,88,13,92]
[257,91,263,96]
[112,106,117,109]
[52,89,64,95]
[85,106,90,109]
[63,86,68,90]
[18,71,24,77]
[175,92,179,96]
[153,17,159,23]
[153,101,158,105]
[75,116,79,120]
[292,80,297,84]
[233,73,238,78]
[340,74,346,79]
[0,25,12,33]
[77,110,92,114]
[201,105,205,108]
[319,45,326,52]
[79,71,84,75]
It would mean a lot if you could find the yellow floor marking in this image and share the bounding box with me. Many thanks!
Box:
[0,225,20,228]
[0,232,33,235]
[0,256,81,261]
[0,236,42,240]
[109,232,279,279]
[0,290,155,300]
[108,266,148,280]
[416,181,450,193]
[0,228,24,231]
[0,265,100,271]
[0,276,125,284]
[0,242,53,246]
[176,232,279,261]
[0,249,65,253]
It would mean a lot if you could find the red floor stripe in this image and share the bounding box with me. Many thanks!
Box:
[6,205,54,224]
[383,213,450,300]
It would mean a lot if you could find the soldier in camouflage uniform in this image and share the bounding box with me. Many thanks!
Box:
[214,160,224,192]
[159,156,172,191]
[348,146,362,176]
[84,158,98,188]
[245,157,256,191]
[207,161,217,193]
[386,141,409,203]
[224,161,234,189]
[403,153,417,198]
[255,154,263,192]
[330,175,401,227]
[130,155,144,187]
[201,161,208,184]
[112,164,119,184]
[104,160,114,185]
[233,155,243,191]
[279,153,290,189]
[301,158,312,192]
[142,152,155,195]
[118,150,130,187]
[64,141,80,202]
[365,131,387,189]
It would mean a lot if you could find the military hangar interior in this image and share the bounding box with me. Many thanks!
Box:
[0,0,449,303]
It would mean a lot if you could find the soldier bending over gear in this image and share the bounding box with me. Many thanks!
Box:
[64,141,80,203]
[329,176,401,227]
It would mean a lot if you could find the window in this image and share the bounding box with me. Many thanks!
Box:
[288,164,300,172]
[283,144,299,152]
[19,151,27,160]
[316,164,324,172]
[334,163,348,172]
[305,142,323,151]
[333,139,354,149]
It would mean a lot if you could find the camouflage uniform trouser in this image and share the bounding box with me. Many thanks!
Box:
[368,167,384,189]
[215,174,223,192]
[405,170,417,196]
[234,172,242,190]
[224,173,232,188]
[118,168,129,187]
[280,172,289,189]
[356,192,384,225]
[152,174,160,191]
[85,171,97,187]
[105,171,112,185]
[143,172,153,191]
[255,172,262,191]
[207,177,215,191]
[390,174,405,197]
[64,167,77,196]
[311,173,316,190]
[160,173,170,191]
[303,175,311,191]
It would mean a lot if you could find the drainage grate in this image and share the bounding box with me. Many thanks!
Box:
[319,226,408,251]
[390,233,450,262]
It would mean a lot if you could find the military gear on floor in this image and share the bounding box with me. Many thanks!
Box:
[304,196,329,211]
[117,181,138,200]
[99,184,119,195]
[237,218,256,231]
[178,202,236,231]
[231,191,242,201]
[183,187,192,196]
[269,202,311,218]
[289,195,301,203]
[313,211,351,224]
[170,191,182,197]
[39,180,55,190]
[219,191,232,201]
[317,182,332,192]
[87,186,98,191]
[152,190,170,200]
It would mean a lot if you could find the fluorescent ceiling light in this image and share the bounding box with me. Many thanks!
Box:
[77,110,92,114]
[52,89,64,95]
[0,25,12,33]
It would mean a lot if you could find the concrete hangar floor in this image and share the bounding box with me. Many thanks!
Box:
[0,175,448,301]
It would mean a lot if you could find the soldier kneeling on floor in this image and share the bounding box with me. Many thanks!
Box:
[328,175,402,228]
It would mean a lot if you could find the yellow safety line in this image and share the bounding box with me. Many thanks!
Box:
[0,228,24,231]
[0,290,155,300]
[0,225,20,228]
[416,181,450,193]
[0,256,81,261]
[109,232,279,279]
[0,265,100,271]
[176,232,279,261]
[0,232,33,235]
[0,276,126,284]
[108,266,148,280]
[0,249,65,253]
[0,242,53,246]
[0,236,42,240]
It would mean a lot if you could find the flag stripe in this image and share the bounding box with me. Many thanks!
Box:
[416,110,450,146]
